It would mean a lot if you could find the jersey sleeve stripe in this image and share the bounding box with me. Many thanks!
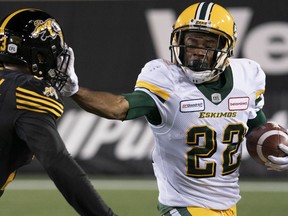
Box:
[16,87,64,109]
[16,92,63,113]
[256,89,265,99]
[16,87,63,117]
[16,104,59,116]
[0,78,4,85]
[16,99,63,117]
[136,80,170,101]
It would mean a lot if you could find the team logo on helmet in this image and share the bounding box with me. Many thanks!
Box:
[190,19,212,28]
[31,18,64,47]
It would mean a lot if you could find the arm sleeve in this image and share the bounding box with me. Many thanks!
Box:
[247,109,267,132]
[123,91,161,125]
[15,112,116,216]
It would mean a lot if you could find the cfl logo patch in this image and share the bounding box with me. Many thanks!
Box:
[211,93,222,103]
[7,44,17,53]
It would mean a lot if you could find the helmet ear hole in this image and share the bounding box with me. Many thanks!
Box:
[36,52,46,64]
[32,64,38,73]
[33,47,60,81]
[51,45,58,55]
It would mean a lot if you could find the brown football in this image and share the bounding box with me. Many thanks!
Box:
[246,121,288,165]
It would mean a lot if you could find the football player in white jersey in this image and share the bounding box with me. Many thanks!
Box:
[61,2,288,216]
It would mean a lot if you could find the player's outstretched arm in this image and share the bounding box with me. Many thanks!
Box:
[72,87,129,120]
[59,46,129,120]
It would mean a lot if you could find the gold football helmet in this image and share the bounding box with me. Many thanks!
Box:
[170,2,237,83]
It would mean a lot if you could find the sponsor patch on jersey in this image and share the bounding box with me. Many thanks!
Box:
[228,97,249,111]
[180,99,205,112]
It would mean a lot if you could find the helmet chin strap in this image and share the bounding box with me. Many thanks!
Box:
[187,60,209,71]
[181,66,221,84]
[181,51,229,84]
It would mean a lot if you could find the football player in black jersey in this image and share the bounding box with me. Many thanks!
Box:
[0,8,116,216]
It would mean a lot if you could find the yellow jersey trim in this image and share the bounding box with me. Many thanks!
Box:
[136,80,170,101]
[256,89,265,98]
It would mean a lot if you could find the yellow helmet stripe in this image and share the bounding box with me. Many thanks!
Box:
[0,8,33,34]
[195,2,215,20]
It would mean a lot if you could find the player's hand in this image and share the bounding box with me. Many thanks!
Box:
[60,46,79,97]
[265,144,288,171]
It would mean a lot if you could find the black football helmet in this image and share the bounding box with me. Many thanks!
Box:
[0,8,69,91]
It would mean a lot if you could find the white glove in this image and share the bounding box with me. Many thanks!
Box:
[60,47,79,97]
[265,144,288,171]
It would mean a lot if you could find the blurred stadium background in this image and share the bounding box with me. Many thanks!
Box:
[1,0,288,215]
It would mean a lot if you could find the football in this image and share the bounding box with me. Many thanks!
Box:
[246,121,288,165]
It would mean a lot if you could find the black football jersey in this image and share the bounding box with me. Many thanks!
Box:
[0,69,116,216]
[0,68,64,188]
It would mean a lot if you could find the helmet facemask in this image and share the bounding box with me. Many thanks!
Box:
[170,29,232,84]
[30,45,70,91]
[53,48,70,91]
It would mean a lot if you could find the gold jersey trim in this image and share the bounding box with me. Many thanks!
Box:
[136,80,170,101]
[256,89,265,98]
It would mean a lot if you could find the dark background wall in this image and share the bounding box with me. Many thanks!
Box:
[3,0,288,177]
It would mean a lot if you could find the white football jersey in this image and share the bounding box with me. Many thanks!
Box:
[135,58,265,210]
